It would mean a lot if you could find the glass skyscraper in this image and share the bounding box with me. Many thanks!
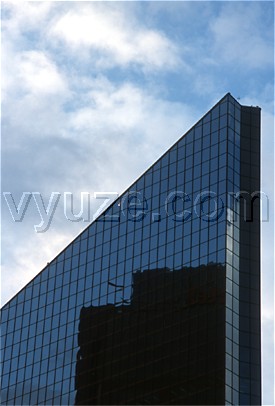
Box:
[1,93,261,405]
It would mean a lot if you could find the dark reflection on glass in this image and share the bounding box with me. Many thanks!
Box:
[75,263,225,405]
[1,94,261,406]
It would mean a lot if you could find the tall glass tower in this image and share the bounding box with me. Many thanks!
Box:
[1,93,261,405]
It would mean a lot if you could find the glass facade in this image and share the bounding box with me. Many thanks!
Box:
[1,93,261,405]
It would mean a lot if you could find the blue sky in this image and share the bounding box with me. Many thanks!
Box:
[1,1,274,403]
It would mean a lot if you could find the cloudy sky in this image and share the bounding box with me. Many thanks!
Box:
[1,1,274,403]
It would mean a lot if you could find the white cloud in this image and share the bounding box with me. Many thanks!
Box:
[49,5,181,71]
[2,44,69,144]
[1,1,53,36]
[17,51,67,95]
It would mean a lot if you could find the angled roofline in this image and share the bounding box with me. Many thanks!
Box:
[1,92,241,309]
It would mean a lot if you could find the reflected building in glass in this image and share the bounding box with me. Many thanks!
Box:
[1,93,261,405]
